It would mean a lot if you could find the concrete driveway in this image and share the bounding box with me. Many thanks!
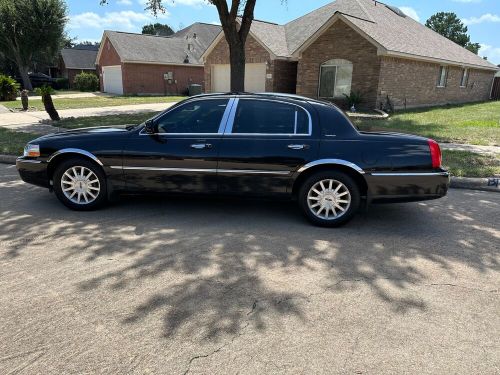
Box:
[0,163,498,374]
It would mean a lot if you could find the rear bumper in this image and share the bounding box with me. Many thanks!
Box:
[365,171,450,203]
[16,157,49,188]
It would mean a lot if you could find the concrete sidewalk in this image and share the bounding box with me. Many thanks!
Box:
[0,103,174,128]
[440,142,500,155]
[14,92,102,101]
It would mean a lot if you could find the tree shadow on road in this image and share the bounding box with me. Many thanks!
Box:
[1,177,499,343]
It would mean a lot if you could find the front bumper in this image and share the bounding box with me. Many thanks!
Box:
[16,157,50,188]
[365,170,450,203]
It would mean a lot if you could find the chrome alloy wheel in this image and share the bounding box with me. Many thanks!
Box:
[307,179,351,220]
[60,166,100,205]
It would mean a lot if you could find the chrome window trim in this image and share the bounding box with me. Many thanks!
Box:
[47,148,103,166]
[223,98,312,136]
[138,97,234,136]
[369,172,449,177]
[111,166,290,175]
[297,159,365,174]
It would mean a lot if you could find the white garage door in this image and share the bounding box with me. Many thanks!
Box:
[212,63,266,93]
[103,65,123,95]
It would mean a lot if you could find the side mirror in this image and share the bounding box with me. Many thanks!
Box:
[144,119,156,134]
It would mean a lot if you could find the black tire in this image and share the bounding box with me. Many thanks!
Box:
[298,171,360,227]
[53,158,107,211]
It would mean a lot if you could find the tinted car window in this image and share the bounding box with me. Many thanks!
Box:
[156,99,228,134]
[232,100,309,135]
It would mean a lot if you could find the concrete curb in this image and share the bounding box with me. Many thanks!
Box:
[1,153,498,193]
[450,176,500,193]
[0,155,17,164]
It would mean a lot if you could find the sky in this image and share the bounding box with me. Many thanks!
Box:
[66,0,500,65]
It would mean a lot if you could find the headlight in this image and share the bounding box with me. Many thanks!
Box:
[24,144,40,157]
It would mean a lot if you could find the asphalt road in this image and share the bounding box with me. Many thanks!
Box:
[0,163,498,374]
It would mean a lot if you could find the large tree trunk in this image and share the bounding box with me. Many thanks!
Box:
[211,0,256,93]
[18,65,33,91]
[229,41,245,92]
[42,93,60,121]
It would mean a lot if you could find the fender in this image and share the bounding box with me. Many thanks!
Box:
[47,148,104,166]
[296,159,365,174]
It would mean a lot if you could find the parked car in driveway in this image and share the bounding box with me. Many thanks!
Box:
[16,93,450,226]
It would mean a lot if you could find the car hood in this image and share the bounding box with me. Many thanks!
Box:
[33,126,131,142]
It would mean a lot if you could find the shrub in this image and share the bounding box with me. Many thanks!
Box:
[74,72,99,92]
[343,91,363,110]
[55,77,69,90]
[0,74,20,101]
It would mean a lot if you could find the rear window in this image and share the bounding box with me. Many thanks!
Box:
[231,100,310,135]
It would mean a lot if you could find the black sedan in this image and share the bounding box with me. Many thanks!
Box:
[17,93,449,226]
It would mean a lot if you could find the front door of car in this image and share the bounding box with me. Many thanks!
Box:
[217,98,320,195]
[122,98,233,193]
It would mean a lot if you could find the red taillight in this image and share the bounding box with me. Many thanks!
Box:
[428,139,442,168]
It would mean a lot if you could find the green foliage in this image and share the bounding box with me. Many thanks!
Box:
[74,72,99,92]
[0,0,67,89]
[425,12,480,54]
[343,91,363,108]
[465,42,481,55]
[35,85,55,97]
[0,74,20,101]
[142,23,174,36]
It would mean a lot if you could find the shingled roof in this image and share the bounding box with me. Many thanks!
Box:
[237,0,497,70]
[61,48,98,70]
[100,23,221,65]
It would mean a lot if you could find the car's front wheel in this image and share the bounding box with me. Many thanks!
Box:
[53,158,107,210]
[299,171,360,227]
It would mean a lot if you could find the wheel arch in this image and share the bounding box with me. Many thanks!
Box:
[46,149,104,183]
[292,160,368,198]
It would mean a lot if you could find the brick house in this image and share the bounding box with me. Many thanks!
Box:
[96,23,220,95]
[59,47,99,89]
[202,0,498,109]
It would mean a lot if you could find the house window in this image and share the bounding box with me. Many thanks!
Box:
[437,66,448,87]
[460,68,468,87]
[318,59,353,98]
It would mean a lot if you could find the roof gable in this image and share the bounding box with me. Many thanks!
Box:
[98,23,221,66]
[227,0,497,70]
[61,48,98,70]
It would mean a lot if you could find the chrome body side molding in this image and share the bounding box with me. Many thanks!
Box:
[369,172,449,177]
[297,159,365,174]
[110,166,291,175]
[47,148,104,166]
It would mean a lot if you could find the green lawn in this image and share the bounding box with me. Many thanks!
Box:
[353,101,500,146]
[442,150,500,178]
[0,128,38,156]
[0,95,185,111]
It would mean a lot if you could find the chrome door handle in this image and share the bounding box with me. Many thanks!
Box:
[191,143,212,149]
[288,144,308,150]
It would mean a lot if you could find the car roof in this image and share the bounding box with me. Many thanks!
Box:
[188,92,330,106]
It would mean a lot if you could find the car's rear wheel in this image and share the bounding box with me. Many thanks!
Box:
[53,158,107,210]
[298,171,360,227]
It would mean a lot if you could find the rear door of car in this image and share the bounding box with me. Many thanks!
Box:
[216,98,319,195]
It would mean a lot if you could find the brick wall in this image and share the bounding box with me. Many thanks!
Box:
[122,63,204,95]
[296,20,381,109]
[97,37,122,91]
[204,34,275,92]
[273,60,298,93]
[377,56,495,109]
